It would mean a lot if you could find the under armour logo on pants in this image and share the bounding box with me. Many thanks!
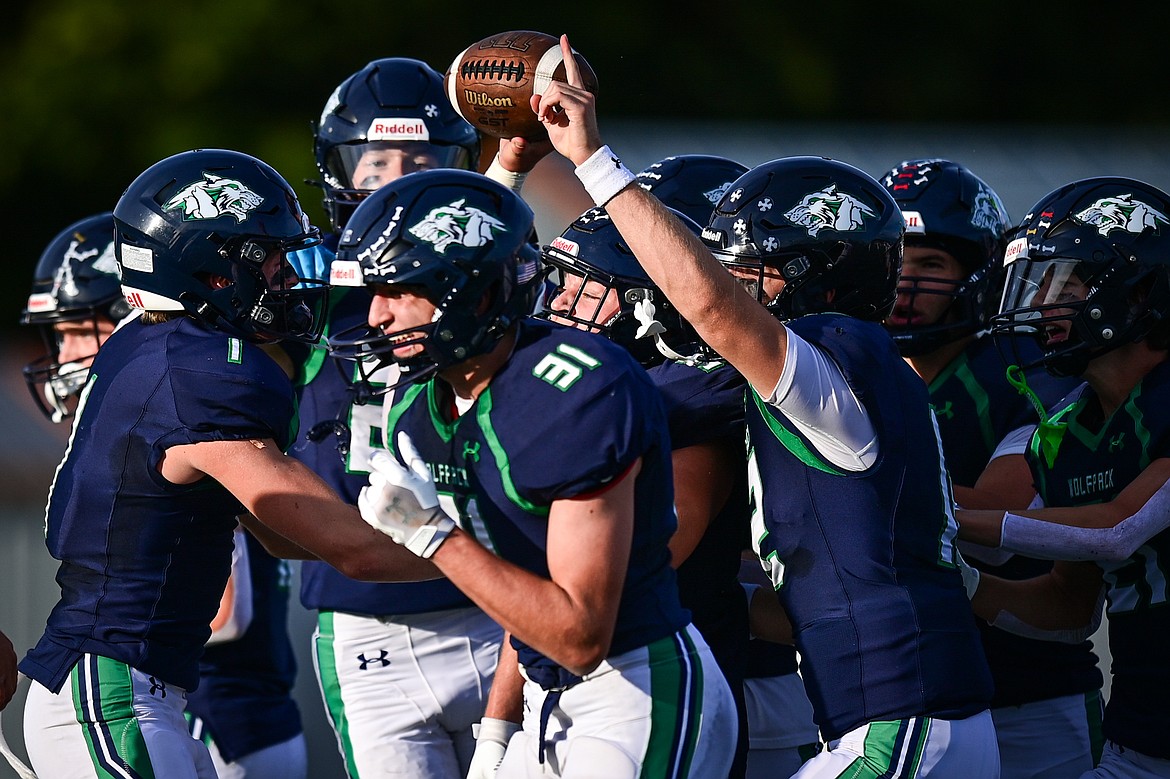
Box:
[357,650,391,670]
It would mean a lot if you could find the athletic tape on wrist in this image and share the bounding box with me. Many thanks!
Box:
[484,154,528,193]
[575,145,636,206]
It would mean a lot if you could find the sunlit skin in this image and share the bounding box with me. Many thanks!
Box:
[547,272,620,331]
[55,318,116,365]
[351,144,441,190]
[367,284,439,360]
[726,263,785,303]
[1034,264,1089,348]
[886,246,965,328]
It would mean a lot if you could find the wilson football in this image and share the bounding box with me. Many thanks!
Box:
[444,30,598,139]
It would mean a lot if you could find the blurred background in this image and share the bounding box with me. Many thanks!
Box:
[2,2,1165,775]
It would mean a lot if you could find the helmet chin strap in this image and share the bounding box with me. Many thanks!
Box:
[632,298,706,364]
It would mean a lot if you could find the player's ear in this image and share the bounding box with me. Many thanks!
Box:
[208,274,232,290]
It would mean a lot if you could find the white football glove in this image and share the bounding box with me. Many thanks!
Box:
[358,432,456,558]
[467,718,520,779]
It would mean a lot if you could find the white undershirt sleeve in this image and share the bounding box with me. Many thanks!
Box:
[990,424,1035,460]
[757,329,878,472]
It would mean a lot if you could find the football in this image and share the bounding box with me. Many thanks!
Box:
[444,30,598,139]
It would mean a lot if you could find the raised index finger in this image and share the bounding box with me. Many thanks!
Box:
[560,34,582,88]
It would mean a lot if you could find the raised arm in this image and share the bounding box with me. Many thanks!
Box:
[534,35,790,395]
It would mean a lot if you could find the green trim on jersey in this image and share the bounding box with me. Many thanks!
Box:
[1065,383,1154,471]
[928,350,997,453]
[641,631,703,779]
[295,286,351,388]
[750,390,846,476]
[71,656,157,779]
[477,387,548,516]
[381,383,429,454]
[314,612,361,779]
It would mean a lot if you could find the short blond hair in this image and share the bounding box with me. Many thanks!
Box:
[139,311,183,326]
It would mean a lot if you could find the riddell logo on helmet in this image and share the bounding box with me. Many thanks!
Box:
[25,293,57,312]
[329,260,363,288]
[1003,238,1028,265]
[901,210,926,234]
[550,237,580,257]
[367,118,430,141]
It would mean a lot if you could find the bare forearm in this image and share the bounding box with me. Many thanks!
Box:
[606,188,760,347]
[972,561,1103,630]
[199,440,440,581]
[251,480,440,582]
[431,529,615,675]
[240,514,316,560]
[483,637,524,722]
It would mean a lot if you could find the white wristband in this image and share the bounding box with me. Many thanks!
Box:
[484,154,528,193]
[575,145,637,206]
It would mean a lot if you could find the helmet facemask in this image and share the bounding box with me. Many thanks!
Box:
[182,232,328,344]
[887,240,996,357]
[992,243,1164,377]
[22,315,111,423]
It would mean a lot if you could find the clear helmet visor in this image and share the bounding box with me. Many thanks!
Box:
[324,141,472,193]
[998,237,1090,336]
[996,239,1085,318]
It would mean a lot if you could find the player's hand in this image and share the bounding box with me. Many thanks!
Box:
[467,717,520,779]
[532,34,603,167]
[358,433,455,558]
[0,629,17,711]
[496,136,555,175]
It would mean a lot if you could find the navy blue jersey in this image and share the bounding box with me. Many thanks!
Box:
[186,533,302,762]
[385,319,688,670]
[750,314,993,741]
[649,357,751,678]
[290,285,472,616]
[930,335,1099,707]
[930,334,1077,487]
[1027,360,1170,758]
[20,317,295,692]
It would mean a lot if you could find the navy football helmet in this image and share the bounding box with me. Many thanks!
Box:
[635,154,749,226]
[327,168,542,388]
[882,159,1011,356]
[703,156,904,321]
[314,58,480,231]
[539,205,705,367]
[113,149,325,343]
[21,212,132,421]
[992,176,1170,377]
